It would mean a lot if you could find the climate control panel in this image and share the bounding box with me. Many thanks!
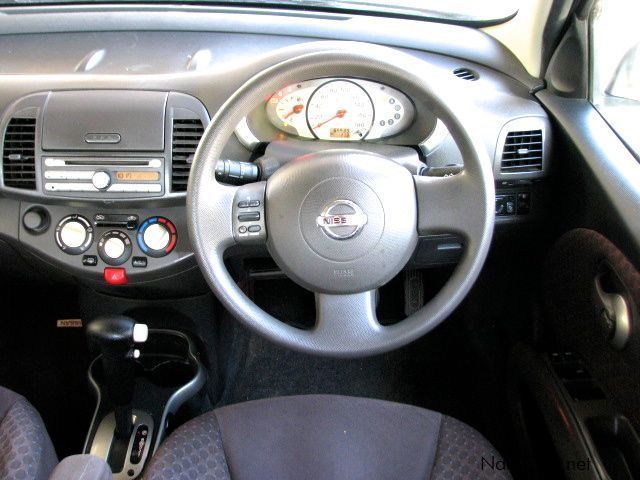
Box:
[20,204,191,286]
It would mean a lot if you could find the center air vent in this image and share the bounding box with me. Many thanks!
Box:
[171,118,204,192]
[453,68,479,81]
[500,129,543,173]
[2,117,37,190]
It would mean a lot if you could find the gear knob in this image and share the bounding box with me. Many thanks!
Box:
[87,315,148,439]
[87,315,148,351]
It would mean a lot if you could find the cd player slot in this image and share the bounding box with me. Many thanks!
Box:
[44,157,162,168]
[65,159,150,167]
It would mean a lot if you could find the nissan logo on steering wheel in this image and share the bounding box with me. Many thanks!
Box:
[316,199,368,240]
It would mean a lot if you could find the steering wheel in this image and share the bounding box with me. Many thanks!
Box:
[188,43,495,357]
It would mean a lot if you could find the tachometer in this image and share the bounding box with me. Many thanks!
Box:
[306,80,374,141]
[265,85,314,138]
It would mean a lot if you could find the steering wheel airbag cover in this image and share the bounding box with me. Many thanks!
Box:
[266,150,417,294]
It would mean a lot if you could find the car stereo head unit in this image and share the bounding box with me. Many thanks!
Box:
[43,156,164,194]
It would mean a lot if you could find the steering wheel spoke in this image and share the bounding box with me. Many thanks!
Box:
[314,291,382,344]
[414,172,485,241]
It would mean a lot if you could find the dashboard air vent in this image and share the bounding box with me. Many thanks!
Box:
[171,118,204,192]
[500,129,544,173]
[2,117,37,190]
[453,68,479,81]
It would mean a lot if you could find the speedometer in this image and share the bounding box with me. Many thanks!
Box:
[306,80,374,141]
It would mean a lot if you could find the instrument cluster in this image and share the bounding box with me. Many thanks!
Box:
[265,78,415,141]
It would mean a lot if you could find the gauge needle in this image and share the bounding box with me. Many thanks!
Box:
[283,104,305,119]
[313,109,347,129]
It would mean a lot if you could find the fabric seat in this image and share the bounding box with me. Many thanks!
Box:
[0,386,57,480]
[145,395,511,480]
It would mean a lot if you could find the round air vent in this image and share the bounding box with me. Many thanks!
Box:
[453,68,479,81]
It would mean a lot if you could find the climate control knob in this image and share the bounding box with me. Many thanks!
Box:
[55,215,93,255]
[137,217,177,258]
[97,230,132,266]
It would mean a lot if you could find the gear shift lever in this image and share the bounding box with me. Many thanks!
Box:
[87,315,148,439]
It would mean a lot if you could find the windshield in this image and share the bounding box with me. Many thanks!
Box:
[1,0,519,25]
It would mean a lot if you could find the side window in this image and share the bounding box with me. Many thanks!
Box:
[590,0,640,156]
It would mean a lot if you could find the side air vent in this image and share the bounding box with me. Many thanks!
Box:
[171,118,204,192]
[2,117,37,190]
[500,129,544,172]
[453,68,479,81]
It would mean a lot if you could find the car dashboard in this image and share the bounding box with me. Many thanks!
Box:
[0,6,552,292]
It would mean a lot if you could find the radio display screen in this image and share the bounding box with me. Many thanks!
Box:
[115,171,160,182]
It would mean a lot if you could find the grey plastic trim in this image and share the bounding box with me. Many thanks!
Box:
[0,5,538,88]
[150,329,206,453]
[234,117,261,151]
[89,410,154,480]
[84,358,103,455]
[419,118,450,156]
[536,91,640,253]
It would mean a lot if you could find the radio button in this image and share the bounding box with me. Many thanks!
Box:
[46,183,98,192]
[92,171,111,190]
[45,171,94,180]
[108,184,162,193]
[238,212,260,222]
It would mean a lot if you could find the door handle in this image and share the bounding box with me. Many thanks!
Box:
[595,273,631,350]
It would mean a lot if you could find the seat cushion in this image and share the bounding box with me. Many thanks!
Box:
[0,386,58,480]
[145,395,511,480]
